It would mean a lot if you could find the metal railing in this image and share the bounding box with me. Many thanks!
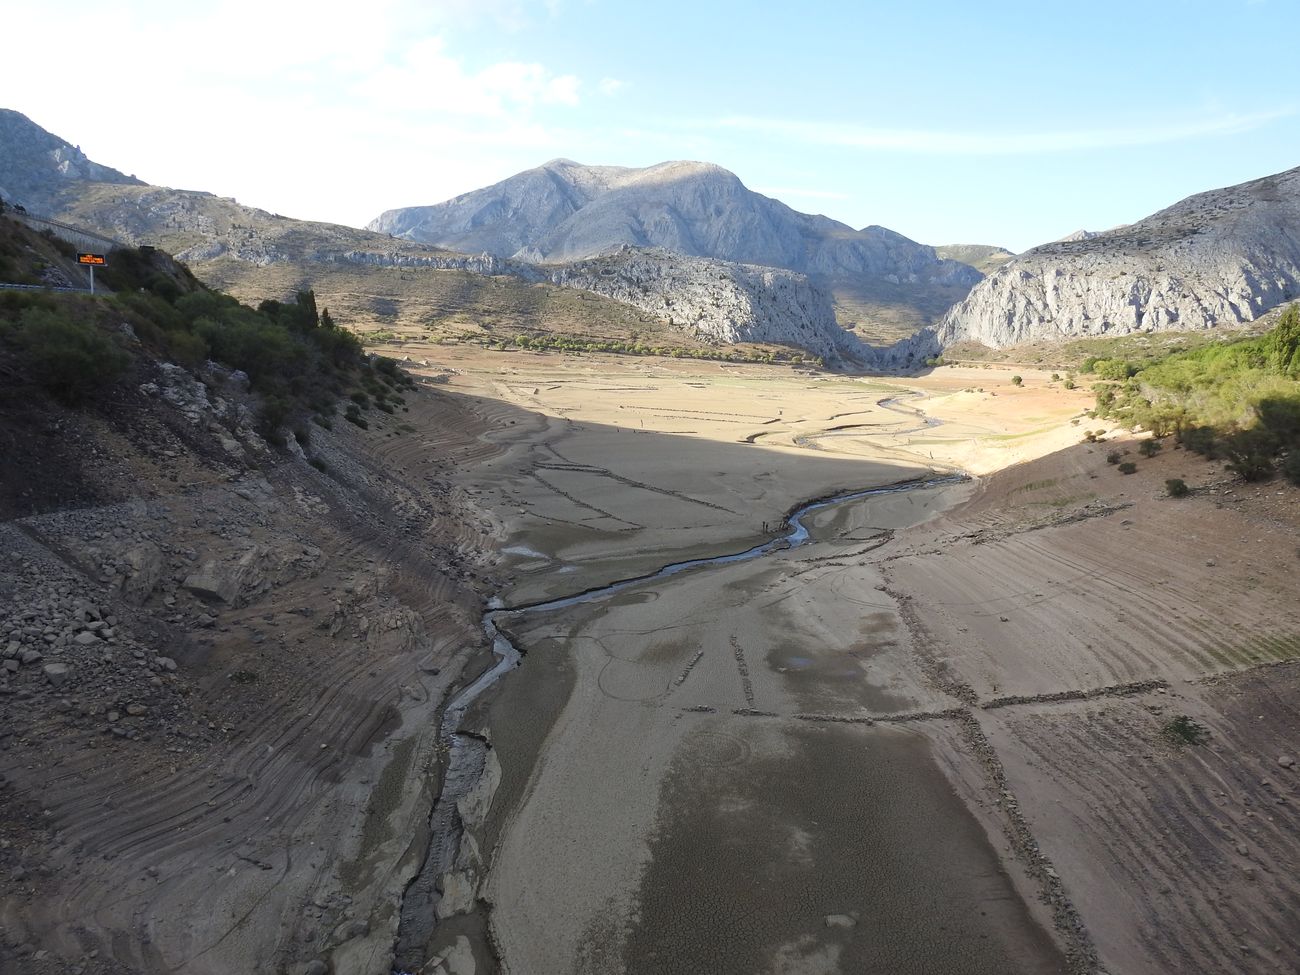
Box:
[9,208,123,253]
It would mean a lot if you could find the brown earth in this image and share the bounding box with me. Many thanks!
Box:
[3,341,1297,975]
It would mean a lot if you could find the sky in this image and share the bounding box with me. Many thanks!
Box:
[3,0,1298,252]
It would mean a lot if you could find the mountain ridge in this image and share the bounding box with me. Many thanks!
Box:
[930,164,1300,351]
[367,158,982,329]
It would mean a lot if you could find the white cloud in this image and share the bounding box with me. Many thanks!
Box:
[598,78,626,96]
[0,1,594,226]
[715,109,1294,155]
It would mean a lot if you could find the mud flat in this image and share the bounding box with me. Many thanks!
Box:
[410,353,1300,975]
[483,476,1066,975]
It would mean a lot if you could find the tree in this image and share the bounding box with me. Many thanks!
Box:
[1011,375,1023,386]
[1267,304,1300,378]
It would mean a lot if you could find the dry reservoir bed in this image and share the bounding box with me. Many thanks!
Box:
[407,354,1299,975]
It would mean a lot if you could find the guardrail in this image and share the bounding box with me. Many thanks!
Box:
[10,209,123,253]
[0,281,90,294]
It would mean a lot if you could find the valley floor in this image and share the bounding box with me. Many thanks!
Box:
[2,348,1297,975]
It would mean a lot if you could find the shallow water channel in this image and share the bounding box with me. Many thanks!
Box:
[391,469,965,971]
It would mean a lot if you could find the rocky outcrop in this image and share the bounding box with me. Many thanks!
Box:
[369,158,980,289]
[0,109,143,211]
[936,166,1300,349]
[548,248,867,364]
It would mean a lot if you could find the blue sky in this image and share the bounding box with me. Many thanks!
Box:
[4,0,1297,251]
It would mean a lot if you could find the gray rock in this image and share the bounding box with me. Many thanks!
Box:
[73,631,100,646]
[930,165,1300,351]
[156,656,178,672]
[368,158,979,290]
[19,649,42,665]
[1279,755,1296,769]
[43,662,69,686]
[303,961,328,975]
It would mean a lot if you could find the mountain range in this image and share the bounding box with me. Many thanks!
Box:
[369,158,983,342]
[3,105,1298,366]
[370,157,978,283]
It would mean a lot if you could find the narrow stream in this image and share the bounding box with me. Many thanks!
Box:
[392,397,962,972]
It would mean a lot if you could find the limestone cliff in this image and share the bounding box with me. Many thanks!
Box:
[935,166,1300,349]
[547,248,866,364]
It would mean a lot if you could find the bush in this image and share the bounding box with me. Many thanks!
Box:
[1180,425,1219,458]
[1223,427,1278,482]
[1165,478,1189,497]
[16,307,130,403]
[1162,714,1209,746]
[1107,450,1123,464]
[1138,439,1161,458]
[1118,462,1137,474]
[1283,451,1300,486]
[257,396,292,447]
[1010,375,1023,386]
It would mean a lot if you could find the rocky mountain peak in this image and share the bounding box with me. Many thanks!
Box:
[0,109,143,212]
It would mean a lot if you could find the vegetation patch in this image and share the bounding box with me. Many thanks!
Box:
[1161,714,1210,746]
[1091,303,1300,486]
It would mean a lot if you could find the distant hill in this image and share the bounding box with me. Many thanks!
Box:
[369,158,982,339]
[933,244,1016,275]
[930,165,1300,351]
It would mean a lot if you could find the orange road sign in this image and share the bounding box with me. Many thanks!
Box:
[77,253,107,266]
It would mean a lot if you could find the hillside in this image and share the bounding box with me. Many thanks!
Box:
[369,158,982,337]
[0,112,869,364]
[933,165,1300,350]
[933,243,1016,275]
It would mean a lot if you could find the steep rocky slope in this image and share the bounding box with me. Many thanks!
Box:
[0,109,143,212]
[548,247,862,363]
[935,166,1300,349]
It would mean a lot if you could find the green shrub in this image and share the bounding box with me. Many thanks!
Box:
[1010,375,1023,386]
[1106,450,1123,464]
[1138,439,1161,458]
[166,329,209,369]
[1118,462,1137,474]
[1162,715,1209,746]
[1180,425,1219,458]
[257,396,292,447]
[1165,478,1189,497]
[16,307,130,403]
[1223,427,1278,482]
[349,390,370,408]
[1282,451,1300,486]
